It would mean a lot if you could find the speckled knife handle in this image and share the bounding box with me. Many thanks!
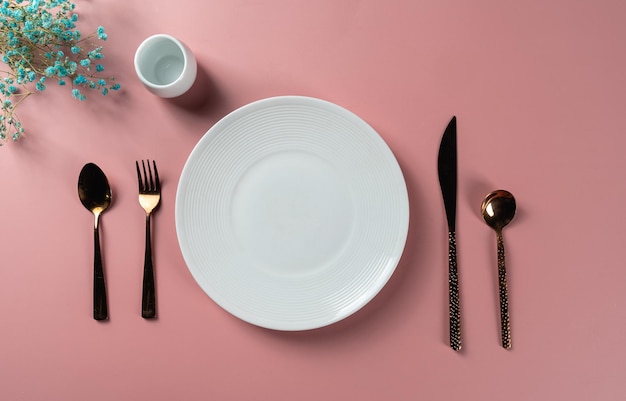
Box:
[497,232,511,349]
[448,231,461,351]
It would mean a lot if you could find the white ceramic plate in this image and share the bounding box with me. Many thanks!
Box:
[176,96,409,330]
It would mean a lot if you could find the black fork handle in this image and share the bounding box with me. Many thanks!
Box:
[142,213,156,318]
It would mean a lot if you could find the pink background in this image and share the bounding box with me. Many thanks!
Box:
[1,0,625,400]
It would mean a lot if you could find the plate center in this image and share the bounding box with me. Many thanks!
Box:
[231,150,354,276]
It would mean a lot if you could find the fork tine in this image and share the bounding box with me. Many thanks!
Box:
[152,160,160,192]
[146,160,154,191]
[141,160,149,191]
[136,161,143,191]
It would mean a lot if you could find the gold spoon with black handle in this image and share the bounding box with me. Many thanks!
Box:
[481,190,516,349]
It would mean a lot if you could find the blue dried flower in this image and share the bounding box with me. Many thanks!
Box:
[73,75,86,85]
[0,0,120,142]
[71,88,85,100]
[97,26,107,40]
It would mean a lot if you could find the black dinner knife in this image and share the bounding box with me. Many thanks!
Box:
[438,116,461,351]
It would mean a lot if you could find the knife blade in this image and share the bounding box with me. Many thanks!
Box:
[437,116,461,351]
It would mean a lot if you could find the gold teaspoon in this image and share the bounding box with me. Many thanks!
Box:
[481,190,516,349]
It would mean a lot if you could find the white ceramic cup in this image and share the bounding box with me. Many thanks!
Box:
[134,34,197,98]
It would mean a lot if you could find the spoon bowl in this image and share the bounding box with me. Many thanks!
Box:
[481,189,516,349]
[481,190,516,233]
[78,163,112,320]
[79,164,112,216]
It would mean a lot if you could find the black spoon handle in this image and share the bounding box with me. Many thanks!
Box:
[93,224,108,320]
